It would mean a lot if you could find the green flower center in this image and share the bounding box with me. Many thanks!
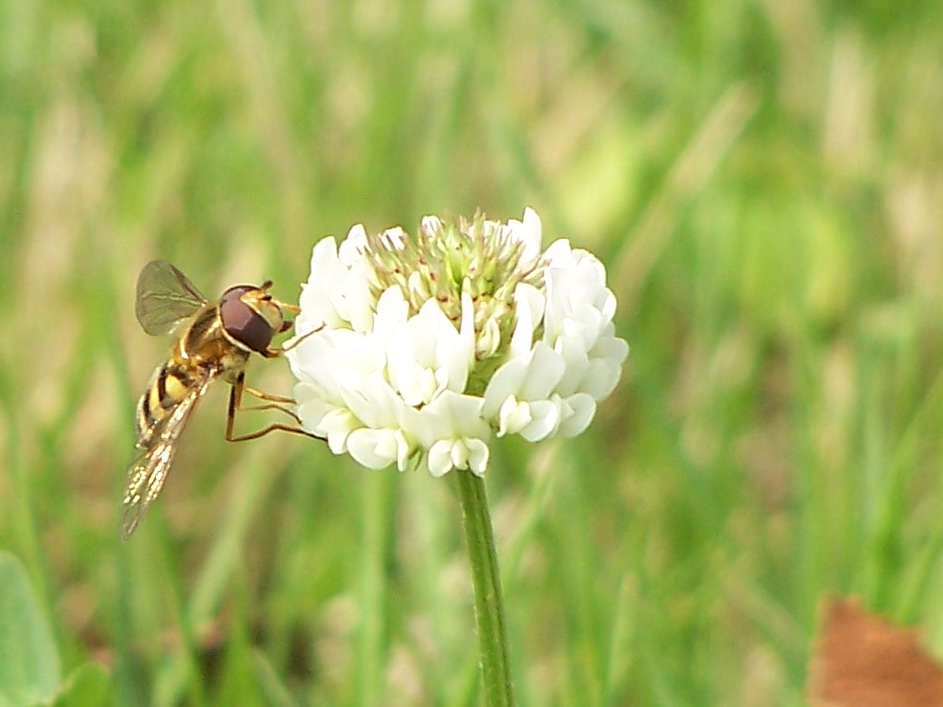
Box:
[362,215,545,374]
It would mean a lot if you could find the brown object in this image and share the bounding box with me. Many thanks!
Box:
[809,597,943,706]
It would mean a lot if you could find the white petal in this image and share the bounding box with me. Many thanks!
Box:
[387,297,474,405]
[420,215,443,237]
[291,329,383,401]
[294,385,334,425]
[288,334,346,398]
[372,286,409,341]
[340,372,405,430]
[557,394,597,438]
[551,332,590,397]
[322,226,375,332]
[412,391,492,476]
[338,224,367,263]
[450,290,475,376]
[387,301,443,405]
[318,407,361,454]
[542,243,613,346]
[478,318,502,358]
[466,439,490,476]
[481,341,565,425]
[296,238,344,334]
[380,226,406,249]
[580,340,629,400]
[506,207,543,265]
[542,238,573,265]
[481,357,530,420]
[338,267,375,333]
[510,283,544,357]
[439,291,474,392]
[496,395,531,437]
[449,442,469,470]
[393,361,437,407]
[519,399,560,442]
[428,441,454,477]
[593,332,630,363]
[518,342,566,400]
[597,285,617,322]
[347,428,402,469]
[386,307,431,405]
[420,391,490,441]
[426,437,490,477]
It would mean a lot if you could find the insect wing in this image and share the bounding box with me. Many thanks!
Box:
[120,370,215,539]
[135,260,208,336]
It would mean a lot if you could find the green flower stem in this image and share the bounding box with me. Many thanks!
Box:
[455,471,515,706]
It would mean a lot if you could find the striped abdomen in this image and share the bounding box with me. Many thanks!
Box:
[135,361,204,448]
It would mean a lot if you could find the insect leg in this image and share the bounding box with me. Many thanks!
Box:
[272,298,300,314]
[226,372,322,443]
[243,385,294,404]
[263,325,323,358]
[234,382,302,422]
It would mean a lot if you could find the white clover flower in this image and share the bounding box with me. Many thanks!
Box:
[287,208,628,477]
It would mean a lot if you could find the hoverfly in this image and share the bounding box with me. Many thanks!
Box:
[122,260,318,539]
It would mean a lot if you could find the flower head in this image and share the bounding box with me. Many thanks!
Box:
[287,208,628,476]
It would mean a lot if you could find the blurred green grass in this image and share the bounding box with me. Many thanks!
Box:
[3,0,943,703]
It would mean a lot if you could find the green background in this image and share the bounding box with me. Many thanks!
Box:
[2,0,943,703]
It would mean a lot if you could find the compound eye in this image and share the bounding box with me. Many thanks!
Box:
[219,286,275,353]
